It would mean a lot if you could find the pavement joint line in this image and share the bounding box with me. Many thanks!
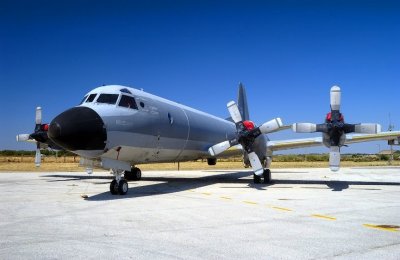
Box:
[311,214,337,221]
[243,200,258,205]
[363,224,399,232]
[271,206,293,212]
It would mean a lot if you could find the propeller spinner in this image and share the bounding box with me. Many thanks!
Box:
[292,86,381,171]
[208,101,283,176]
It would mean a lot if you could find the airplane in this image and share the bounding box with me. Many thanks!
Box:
[16,84,400,195]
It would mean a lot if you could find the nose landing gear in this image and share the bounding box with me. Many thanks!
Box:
[109,169,129,195]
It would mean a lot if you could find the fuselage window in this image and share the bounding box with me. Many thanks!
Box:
[118,95,138,109]
[97,94,119,104]
[86,94,97,103]
[80,95,88,104]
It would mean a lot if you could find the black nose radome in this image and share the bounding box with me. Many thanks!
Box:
[48,107,106,151]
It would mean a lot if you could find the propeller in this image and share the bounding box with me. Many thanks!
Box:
[16,107,49,167]
[292,86,381,171]
[208,101,283,176]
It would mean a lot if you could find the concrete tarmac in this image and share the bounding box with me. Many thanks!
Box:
[0,167,399,259]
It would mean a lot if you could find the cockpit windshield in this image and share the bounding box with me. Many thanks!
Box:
[86,94,97,103]
[118,95,138,109]
[96,94,119,104]
[80,95,88,104]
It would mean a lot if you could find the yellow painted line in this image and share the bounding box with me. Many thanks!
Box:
[243,200,258,205]
[271,206,293,212]
[188,190,195,193]
[220,196,232,200]
[201,192,212,196]
[363,224,399,232]
[311,214,337,221]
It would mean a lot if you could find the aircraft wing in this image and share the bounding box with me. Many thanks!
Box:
[268,131,400,152]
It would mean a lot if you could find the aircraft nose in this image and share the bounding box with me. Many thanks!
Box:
[48,107,107,151]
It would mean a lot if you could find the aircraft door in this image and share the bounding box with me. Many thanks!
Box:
[152,103,189,162]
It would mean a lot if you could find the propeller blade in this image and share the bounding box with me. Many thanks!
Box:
[354,123,381,134]
[248,152,264,176]
[208,140,232,156]
[329,146,340,172]
[292,123,317,133]
[227,101,242,123]
[259,118,283,134]
[16,134,30,142]
[35,145,41,167]
[330,86,341,111]
[35,107,42,125]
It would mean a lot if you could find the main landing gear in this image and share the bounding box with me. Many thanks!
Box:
[124,167,142,181]
[109,167,142,195]
[253,169,271,184]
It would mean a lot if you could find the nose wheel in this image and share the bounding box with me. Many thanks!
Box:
[110,169,129,195]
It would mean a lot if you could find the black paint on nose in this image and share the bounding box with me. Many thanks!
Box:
[48,107,106,151]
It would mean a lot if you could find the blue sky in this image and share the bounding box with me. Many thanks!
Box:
[1,0,399,153]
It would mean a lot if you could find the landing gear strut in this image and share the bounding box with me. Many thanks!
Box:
[253,169,271,184]
[110,169,129,195]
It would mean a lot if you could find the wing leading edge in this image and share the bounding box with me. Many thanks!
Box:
[268,131,400,152]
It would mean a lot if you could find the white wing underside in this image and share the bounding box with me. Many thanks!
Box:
[268,131,400,151]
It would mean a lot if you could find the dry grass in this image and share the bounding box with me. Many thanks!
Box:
[0,156,398,172]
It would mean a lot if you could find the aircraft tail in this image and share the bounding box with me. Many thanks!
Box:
[237,82,250,121]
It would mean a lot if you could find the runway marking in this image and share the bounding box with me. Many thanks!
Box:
[363,224,399,232]
[243,200,258,205]
[271,206,293,212]
[311,214,337,221]
[220,196,232,200]
[201,192,212,196]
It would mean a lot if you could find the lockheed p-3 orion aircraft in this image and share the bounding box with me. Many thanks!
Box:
[17,84,400,195]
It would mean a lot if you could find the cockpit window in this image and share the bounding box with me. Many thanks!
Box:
[118,95,138,109]
[86,94,97,103]
[120,88,132,94]
[80,95,88,104]
[97,94,119,104]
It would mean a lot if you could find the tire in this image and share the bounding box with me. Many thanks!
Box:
[263,169,271,184]
[253,173,261,184]
[118,179,128,195]
[132,167,142,180]
[110,180,119,195]
[125,167,142,181]
[207,158,217,165]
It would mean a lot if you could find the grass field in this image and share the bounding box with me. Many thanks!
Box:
[0,156,398,172]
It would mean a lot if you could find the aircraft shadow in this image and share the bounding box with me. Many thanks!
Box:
[43,171,400,200]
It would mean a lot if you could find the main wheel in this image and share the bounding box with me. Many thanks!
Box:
[132,167,142,180]
[253,173,261,184]
[118,179,129,195]
[110,180,119,195]
[263,169,271,184]
[125,167,142,181]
